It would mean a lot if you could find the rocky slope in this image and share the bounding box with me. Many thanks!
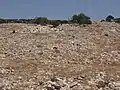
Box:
[0,22,120,90]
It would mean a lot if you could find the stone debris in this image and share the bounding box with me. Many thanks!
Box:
[44,77,79,90]
[0,22,120,89]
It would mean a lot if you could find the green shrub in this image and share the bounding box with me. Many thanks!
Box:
[33,17,49,25]
[114,18,120,23]
[70,13,92,24]
[0,19,6,23]
[100,19,105,22]
[105,15,114,22]
[50,20,61,28]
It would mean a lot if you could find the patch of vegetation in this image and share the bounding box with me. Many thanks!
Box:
[70,13,92,24]
[105,15,120,23]
[114,18,120,23]
[105,15,114,22]
[0,19,7,23]
[33,17,49,25]
[100,19,105,22]
[0,13,92,26]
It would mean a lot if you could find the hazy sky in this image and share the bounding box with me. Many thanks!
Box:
[0,0,119,20]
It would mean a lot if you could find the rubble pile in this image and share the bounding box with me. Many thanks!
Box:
[0,22,120,89]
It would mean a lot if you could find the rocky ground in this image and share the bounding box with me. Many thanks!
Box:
[0,22,120,90]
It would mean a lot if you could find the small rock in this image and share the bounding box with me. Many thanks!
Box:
[56,78,68,87]
[96,81,106,88]
[18,76,22,80]
[104,34,108,36]
[48,81,60,89]
[0,54,6,58]
[46,86,54,90]
[98,88,103,90]
[75,76,84,80]
[12,30,15,33]
[38,52,43,55]
[54,49,60,53]
[60,86,69,90]
[80,75,86,79]
[69,82,78,88]
[0,85,4,90]
[53,47,58,50]
[114,81,120,87]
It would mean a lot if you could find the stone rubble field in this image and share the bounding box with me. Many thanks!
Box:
[0,22,120,90]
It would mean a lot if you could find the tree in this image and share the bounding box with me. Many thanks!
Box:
[106,15,114,22]
[71,14,79,23]
[70,13,92,24]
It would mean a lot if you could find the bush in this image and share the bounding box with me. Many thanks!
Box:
[105,15,114,22]
[60,20,69,24]
[33,17,49,25]
[49,20,61,28]
[0,19,6,23]
[70,13,92,24]
[100,19,105,22]
[114,18,120,23]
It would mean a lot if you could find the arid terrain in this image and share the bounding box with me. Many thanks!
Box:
[0,22,120,90]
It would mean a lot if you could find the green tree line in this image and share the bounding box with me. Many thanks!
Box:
[0,13,92,27]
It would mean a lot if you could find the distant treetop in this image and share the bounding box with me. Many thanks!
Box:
[70,13,92,24]
[105,15,114,22]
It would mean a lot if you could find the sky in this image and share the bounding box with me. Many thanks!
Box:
[0,0,120,20]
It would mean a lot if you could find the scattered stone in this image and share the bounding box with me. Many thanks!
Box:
[54,49,60,53]
[18,76,22,80]
[96,81,106,88]
[69,82,78,88]
[12,30,15,33]
[53,47,58,50]
[104,33,108,36]
[46,86,54,90]
[0,22,120,89]
[38,52,43,55]
[36,45,42,48]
